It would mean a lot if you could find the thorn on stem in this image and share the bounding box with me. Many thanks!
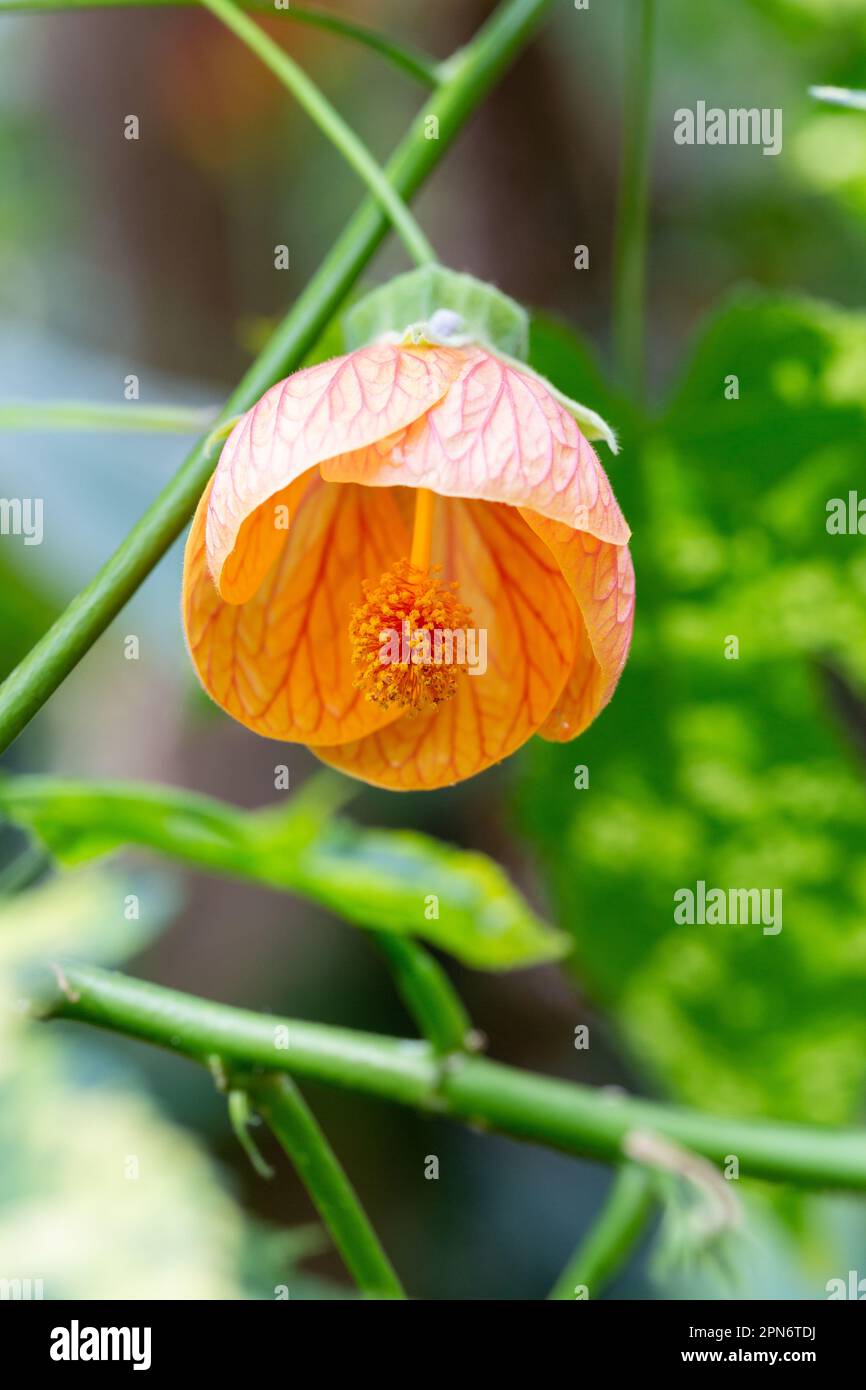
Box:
[49,962,80,1005]
[228,1087,276,1180]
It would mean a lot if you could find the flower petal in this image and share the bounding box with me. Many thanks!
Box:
[183,474,410,745]
[208,344,467,602]
[314,498,579,789]
[519,513,635,741]
[320,348,630,544]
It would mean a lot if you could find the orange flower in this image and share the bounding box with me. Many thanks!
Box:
[182,341,634,790]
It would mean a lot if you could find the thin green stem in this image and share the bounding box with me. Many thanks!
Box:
[276,3,439,87]
[0,0,440,86]
[0,401,215,433]
[367,932,476,1056]
[612,0,656,404]
[34,963,866,1193]
[0,0,555,755]
[199,0,436,267]
[548,1163,654,1299]
[248,1072,405,1299]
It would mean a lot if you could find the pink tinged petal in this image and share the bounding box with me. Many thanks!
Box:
[208,344,468,603]
[321,348,630,545]
[520,512,635,741]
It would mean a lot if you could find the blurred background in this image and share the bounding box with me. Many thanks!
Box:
[2,0,866,1299]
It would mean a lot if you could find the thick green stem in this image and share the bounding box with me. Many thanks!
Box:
[248,1073,405,1299]
[35,963,866,1193]
[199,0,436,267]
[0,0,555,755]
[0,0,440,85]
[612,0,656,403]
[367,932,476,1057]
[548,1163,654,1300]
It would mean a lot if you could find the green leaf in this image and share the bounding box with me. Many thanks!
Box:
[0,1033,333,1299]
[0,552,60,683]
[529,313,623,418]
[294,821,567,968]
[0,866,177,1087]
[0,775,567,971]
[344,265,530,359]
[518,294,866,1124]
[662,290,866,684]
[528,313,623,452]
[0,861,346,1300]
[0,865,173,974]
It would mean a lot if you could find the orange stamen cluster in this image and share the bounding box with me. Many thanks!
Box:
[350,558,473,713]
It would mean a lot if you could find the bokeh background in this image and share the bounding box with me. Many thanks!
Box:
[2,0,866,1299]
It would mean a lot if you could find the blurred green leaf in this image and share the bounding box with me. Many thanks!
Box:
[530,313,623,433]
[519,296,866,1124]
[0,776,567,971]
[0,865,173,973]
[0,553,59,683]
[0,865,177,1085]
[0,1037,249,1299]
[792,109,866,221]
[661,290,866,686]
[749,0,866,30]
[0,851,353,1299]
[0,1034,336,1299]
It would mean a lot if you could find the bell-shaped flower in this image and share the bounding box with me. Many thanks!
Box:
[183,311,633,790]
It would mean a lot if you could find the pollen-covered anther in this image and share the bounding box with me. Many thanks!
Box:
[349,558,474,713]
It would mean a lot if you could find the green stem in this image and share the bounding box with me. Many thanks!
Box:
[612,0,656,404]
[35,963,866,1193]
[367,932,476,1056]
[274,3,439,87]
[248,1073,405,1299]
[548,1163,653,1300]
[0,401,215,433]
[0,0,555,756]
[199,0,436,267]
[0,0,440,86]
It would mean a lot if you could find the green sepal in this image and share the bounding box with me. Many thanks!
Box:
[343,266,618,452]
[343,265,530,360]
